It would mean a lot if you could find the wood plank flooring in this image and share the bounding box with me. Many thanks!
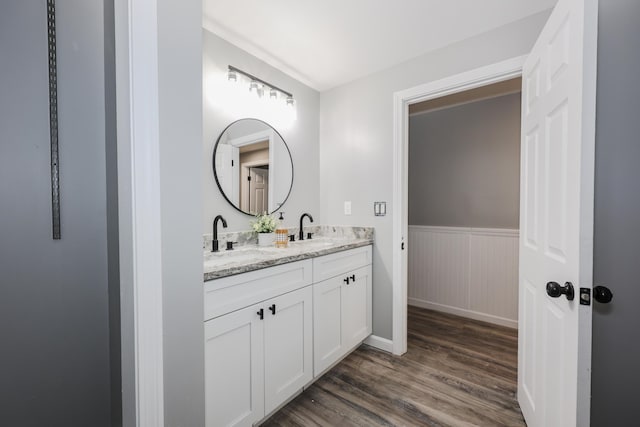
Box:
[263,306,524,427]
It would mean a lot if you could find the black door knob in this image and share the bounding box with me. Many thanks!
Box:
[593,286,613,304]
[546,281,575,301]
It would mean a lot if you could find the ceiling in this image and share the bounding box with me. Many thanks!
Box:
[203,0,557,91]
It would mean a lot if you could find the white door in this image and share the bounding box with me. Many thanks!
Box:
[263,286,313,415]
[249,167,269,215]
[518,0,598,425]
[204,305,264,427]
[215,144,240,206]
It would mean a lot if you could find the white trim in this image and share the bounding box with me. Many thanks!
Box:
[392,55,527,356]
[408,299,518,329]
[228,129,273,148]
[363,335,394,353]
[114,0,164,425]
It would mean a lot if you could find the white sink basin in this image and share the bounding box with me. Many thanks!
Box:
[289,239,336,249]
[204,248,266,266]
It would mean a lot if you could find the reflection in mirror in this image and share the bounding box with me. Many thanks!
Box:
[213,119,293,215]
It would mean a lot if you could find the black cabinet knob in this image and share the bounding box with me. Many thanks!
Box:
[257,308,264,320]
[594,286,613,304]
[269,304,276,315]
[344,277,350,285]
[546,281,575,301]
[350,274,356,282]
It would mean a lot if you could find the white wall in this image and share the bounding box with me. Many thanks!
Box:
[158,0,204,424]
[203,30,320,233]
[409,93,521,229]
[319,11,551,340]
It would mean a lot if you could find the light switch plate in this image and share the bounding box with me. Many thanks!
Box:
[344,201,352,215]
[374,201,387,216]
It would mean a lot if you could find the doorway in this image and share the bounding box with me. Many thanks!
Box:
[391,56,527,355]
[407,78,522,328]
[238,139,270,214]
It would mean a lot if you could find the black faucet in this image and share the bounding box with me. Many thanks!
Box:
[299,213,314,241]
[212,215,228,252]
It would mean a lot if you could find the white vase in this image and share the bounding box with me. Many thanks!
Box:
[258,232,275,247]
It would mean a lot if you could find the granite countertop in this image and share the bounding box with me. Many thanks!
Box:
[203,236,373,281]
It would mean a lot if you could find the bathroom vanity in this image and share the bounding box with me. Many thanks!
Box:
[203,236,372,427]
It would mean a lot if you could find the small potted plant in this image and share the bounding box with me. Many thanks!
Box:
[251,212,279,247]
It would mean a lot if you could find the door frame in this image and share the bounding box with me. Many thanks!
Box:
[391,55,527,355]
[114,0,165,425]
[228,129,276,212]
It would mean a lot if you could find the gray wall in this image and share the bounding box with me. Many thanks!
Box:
[319,11,550,339]
[158,0,205,425]
[0,1,112,425]
[103,0,121,424]
[408,93,521,229]
[591,0,640,425]
[203,30,320,234]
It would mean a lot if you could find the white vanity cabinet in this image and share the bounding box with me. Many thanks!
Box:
[203,244,373,426]
[204,260,313,427]
[312,246,372,376]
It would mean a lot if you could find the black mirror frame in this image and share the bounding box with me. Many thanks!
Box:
[212,118,294,216]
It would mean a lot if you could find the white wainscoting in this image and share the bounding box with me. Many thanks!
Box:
[408,226,519,328]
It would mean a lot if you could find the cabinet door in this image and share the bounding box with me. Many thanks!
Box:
[342,265,372,351]
[313,275,344,376]
[205,305,264,427]
[263,286,313,415]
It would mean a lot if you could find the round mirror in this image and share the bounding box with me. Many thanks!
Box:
[213,118,294,215]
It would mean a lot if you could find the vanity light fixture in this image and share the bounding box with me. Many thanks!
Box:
[228,65,295,106]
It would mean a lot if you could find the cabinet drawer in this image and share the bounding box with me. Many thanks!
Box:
[312,245,372,282]
[204,259,312,321]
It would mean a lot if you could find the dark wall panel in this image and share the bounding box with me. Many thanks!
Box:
[0,2,112,425]
[591,0,640,425]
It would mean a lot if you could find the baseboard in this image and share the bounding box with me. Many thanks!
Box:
[364,335,394,353]
[408,298,518,329]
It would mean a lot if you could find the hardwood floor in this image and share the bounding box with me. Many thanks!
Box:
[263,306,524,427]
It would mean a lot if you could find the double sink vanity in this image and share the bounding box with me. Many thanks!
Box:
[206,118,374,426]
[203,229,373,426]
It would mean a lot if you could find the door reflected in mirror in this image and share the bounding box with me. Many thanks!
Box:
[213,119,293,215]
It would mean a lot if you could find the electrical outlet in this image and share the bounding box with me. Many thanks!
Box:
[344,201,352,215]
